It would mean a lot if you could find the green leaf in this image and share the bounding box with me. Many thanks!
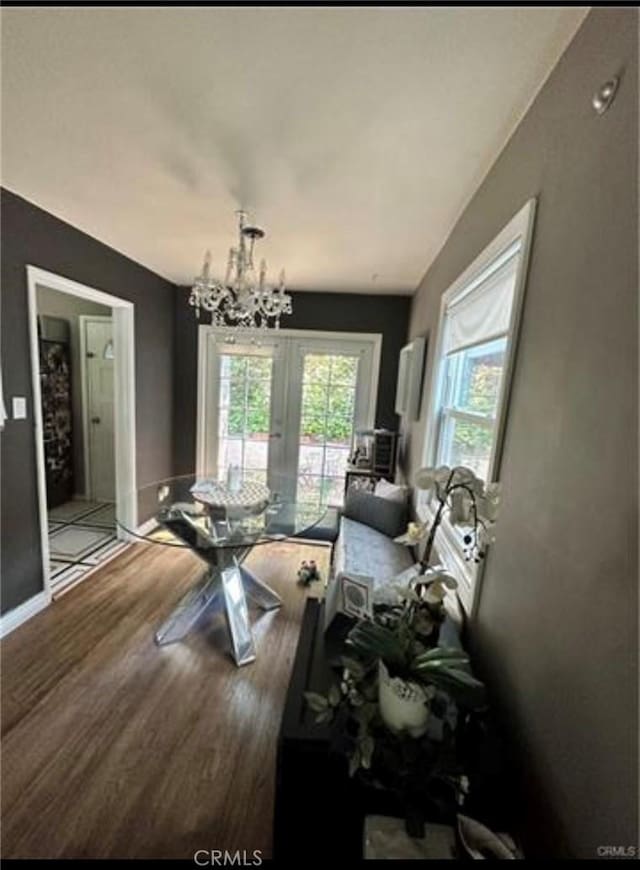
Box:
[359,736,375,769]
[413,646,469,665]
[315,709,334,725]
[432,667,483,687]
[348,751,361,778]
[412,665,486,708]
[328,684,341,707]
[339,655,366,680]
[413,658,471,673]
[347,620,407,670]
[304,691,329,712]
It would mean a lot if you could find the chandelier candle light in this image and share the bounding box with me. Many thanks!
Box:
[189,210,292,330]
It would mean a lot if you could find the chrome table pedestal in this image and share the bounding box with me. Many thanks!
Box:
[153,514,282,666]
[116,473,326,668]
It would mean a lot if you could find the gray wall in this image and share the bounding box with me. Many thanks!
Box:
[406,8,637,857]
[36,285,111,497]
[1,189,176,613]
[173,286,411,474]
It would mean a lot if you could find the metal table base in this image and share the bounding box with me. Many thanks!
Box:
[154,552,282,666]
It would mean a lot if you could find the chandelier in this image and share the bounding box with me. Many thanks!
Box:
[189,210,292,329]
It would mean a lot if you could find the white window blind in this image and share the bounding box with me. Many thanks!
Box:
[443,242,521,356]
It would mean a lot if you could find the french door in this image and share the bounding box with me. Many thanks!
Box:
[198,329,381,508]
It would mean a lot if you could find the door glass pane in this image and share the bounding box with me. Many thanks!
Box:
[296,353,359,509]
[217,352,272,485]
[328,385,355,420]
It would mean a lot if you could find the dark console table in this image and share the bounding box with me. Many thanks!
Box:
[273,598,364,861]
[274,599,516,861]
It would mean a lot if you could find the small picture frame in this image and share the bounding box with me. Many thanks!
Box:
[340,573,374,620]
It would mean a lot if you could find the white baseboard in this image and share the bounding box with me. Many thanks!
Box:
[0,590,51,638]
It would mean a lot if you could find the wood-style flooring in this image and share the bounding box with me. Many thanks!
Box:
[1,539,330,858]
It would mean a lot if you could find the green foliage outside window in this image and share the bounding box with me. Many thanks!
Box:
[221,353,358,443]
[452,362,502,453]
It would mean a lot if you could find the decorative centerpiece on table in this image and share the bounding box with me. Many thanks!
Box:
[305,465,500,838]
[190,471,271,519]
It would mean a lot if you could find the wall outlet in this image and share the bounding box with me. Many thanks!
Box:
[12,397,27,420]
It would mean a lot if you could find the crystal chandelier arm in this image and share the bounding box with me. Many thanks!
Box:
[224,249,235,286]
[237,211,247,285]
[189,209,290,330]
[202,249,212,280]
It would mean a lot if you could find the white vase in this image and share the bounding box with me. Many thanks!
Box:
[378,660,430,738]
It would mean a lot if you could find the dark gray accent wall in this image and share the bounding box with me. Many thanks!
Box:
[1,189,176,613]
[406,8,637,857]
[173,287,411,474]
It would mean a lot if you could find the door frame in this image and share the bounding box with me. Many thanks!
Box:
[27,266,137,599]
[79,314,114,501]
[196,325,382,478]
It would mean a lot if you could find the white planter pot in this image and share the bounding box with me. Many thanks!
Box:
[378,660,430,738]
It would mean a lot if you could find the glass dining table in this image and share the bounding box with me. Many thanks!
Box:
[116,472,328,666]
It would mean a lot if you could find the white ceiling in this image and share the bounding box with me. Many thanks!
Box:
[1,6,588,294]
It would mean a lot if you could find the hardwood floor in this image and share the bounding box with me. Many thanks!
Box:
[1,539,330,858]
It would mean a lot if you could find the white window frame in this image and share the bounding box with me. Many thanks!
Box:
[419,199,536,615]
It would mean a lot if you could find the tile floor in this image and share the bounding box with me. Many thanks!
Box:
[48,500,128,598]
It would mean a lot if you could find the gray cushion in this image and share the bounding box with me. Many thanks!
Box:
[334,516,414,588]
[343,490,408,539]
[293,507,340,543]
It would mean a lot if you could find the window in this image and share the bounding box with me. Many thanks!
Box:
[421,200,536,612]
[437,336,507,481]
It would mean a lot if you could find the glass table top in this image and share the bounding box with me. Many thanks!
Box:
[116,472,328,551]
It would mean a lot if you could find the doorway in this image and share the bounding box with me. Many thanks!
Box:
[197,327,381,508]
[27,267,136,601]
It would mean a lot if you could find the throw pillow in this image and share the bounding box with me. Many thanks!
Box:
[374,479,409,503]
[343,490,408,539]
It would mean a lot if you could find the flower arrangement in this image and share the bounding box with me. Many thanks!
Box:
[396,464,500,593]
[304,465,501,835]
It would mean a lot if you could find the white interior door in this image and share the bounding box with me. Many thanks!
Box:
[84,317,115,502]
[199,329,380,506]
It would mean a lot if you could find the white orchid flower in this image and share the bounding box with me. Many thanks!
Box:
[452,467,488,501]
[424,580,447,604]
[434,466,453,485]
[413,467,438,491]
[394,521,428,546]
[449,488,475,525]
[450,465,478,485]
[424,570,458,590]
